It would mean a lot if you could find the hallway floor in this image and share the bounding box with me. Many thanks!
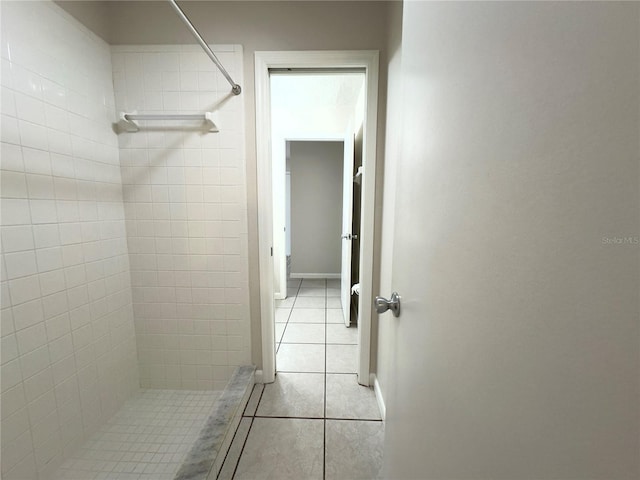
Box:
[218,278,384,479]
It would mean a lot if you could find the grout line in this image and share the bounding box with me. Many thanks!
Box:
[276,278,302,355]
[230,383,266,479]
[230,415,255,480]
[216,416,246,479]
[252,415,325,420]
[323,277,327,480]
[250,377,267,418]
[280,341,356,345]
[251,414,382,422]
[240,383,257,417]
[324,417,383,422]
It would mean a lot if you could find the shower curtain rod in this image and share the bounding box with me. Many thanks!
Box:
[167,0,241,96]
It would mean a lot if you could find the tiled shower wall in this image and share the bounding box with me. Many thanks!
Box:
[0,2,139,479]
[111,45,251,390]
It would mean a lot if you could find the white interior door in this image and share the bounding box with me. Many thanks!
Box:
[340,128,355,326]
[382,2,639,478]
[272,138,286,300]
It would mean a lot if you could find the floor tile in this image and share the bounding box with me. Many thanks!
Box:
[275,323,286,343]
[326,309,345,324]
[326,344,357,373]
[289,308,325,323]
[281,323,325,344]
[275,307,291,323]
[294,296,326,308]
[243,384,264,417]
[256,373,324,418]
[233,418,324,480]
[217,417,252,480]
[325,420,384,480]
[327,297,341,308]
[325,374,381,420]
[235,276,379,479]
[275,297,295,308]
[298,287,326,297]
[276,343,325,373]
[288,278,302,288]
[326,324,358,345]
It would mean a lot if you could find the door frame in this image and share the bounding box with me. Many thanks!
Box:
[255,50,379,385]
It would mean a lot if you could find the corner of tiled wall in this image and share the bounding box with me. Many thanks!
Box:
[1,2,253,477]
[1,2,139,478]
[111,44,251,391]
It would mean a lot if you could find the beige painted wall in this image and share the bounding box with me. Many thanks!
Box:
[54,0,110,42]
[289,141,343,276]
[57,0,393,369]
[374,0,403,397]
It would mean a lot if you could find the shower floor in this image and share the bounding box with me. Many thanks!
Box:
[52,389,222,480]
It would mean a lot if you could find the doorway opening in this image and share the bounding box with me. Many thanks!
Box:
[255,51,379,385]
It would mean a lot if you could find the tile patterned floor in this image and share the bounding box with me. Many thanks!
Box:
[218,278,383,480]
[52,390,222,480]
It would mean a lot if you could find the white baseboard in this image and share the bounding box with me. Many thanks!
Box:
[255,369,264,383]
[372,374,386,421]
[290,273,341,279]
[274,292,286,300]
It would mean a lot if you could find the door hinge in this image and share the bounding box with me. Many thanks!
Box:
[270,247,273,256]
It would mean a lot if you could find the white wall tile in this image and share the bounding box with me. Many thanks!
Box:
[1,114,21,145]
[113,45,250,389]
[1,334,19,365]
[22,148,52,176]
[19,345,50,379]
[1,171,28,198]
[35,247,63,272]
[1,431,35,479]
[14,93,46,125]
[1,199,31,225]
[12,299,44,332]
[0,2,139,477]
[39,269,66,297]
[4,251,38,279]
[16,323,47,355]
[30,199,58,224]
[32,224,60,249]
[9,275,42,305]
[1,143,25,172]
[1,384,26,420]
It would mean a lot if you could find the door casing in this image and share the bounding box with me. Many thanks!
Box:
[255,50,379,385]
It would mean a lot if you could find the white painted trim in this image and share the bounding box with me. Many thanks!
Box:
[372,374,386,421]
[255,53,276,385]
[290,273,341,279]
[255,50,379,387]
[254,369,264,384]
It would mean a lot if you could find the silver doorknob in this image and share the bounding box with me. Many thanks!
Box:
[374,292,401,317]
